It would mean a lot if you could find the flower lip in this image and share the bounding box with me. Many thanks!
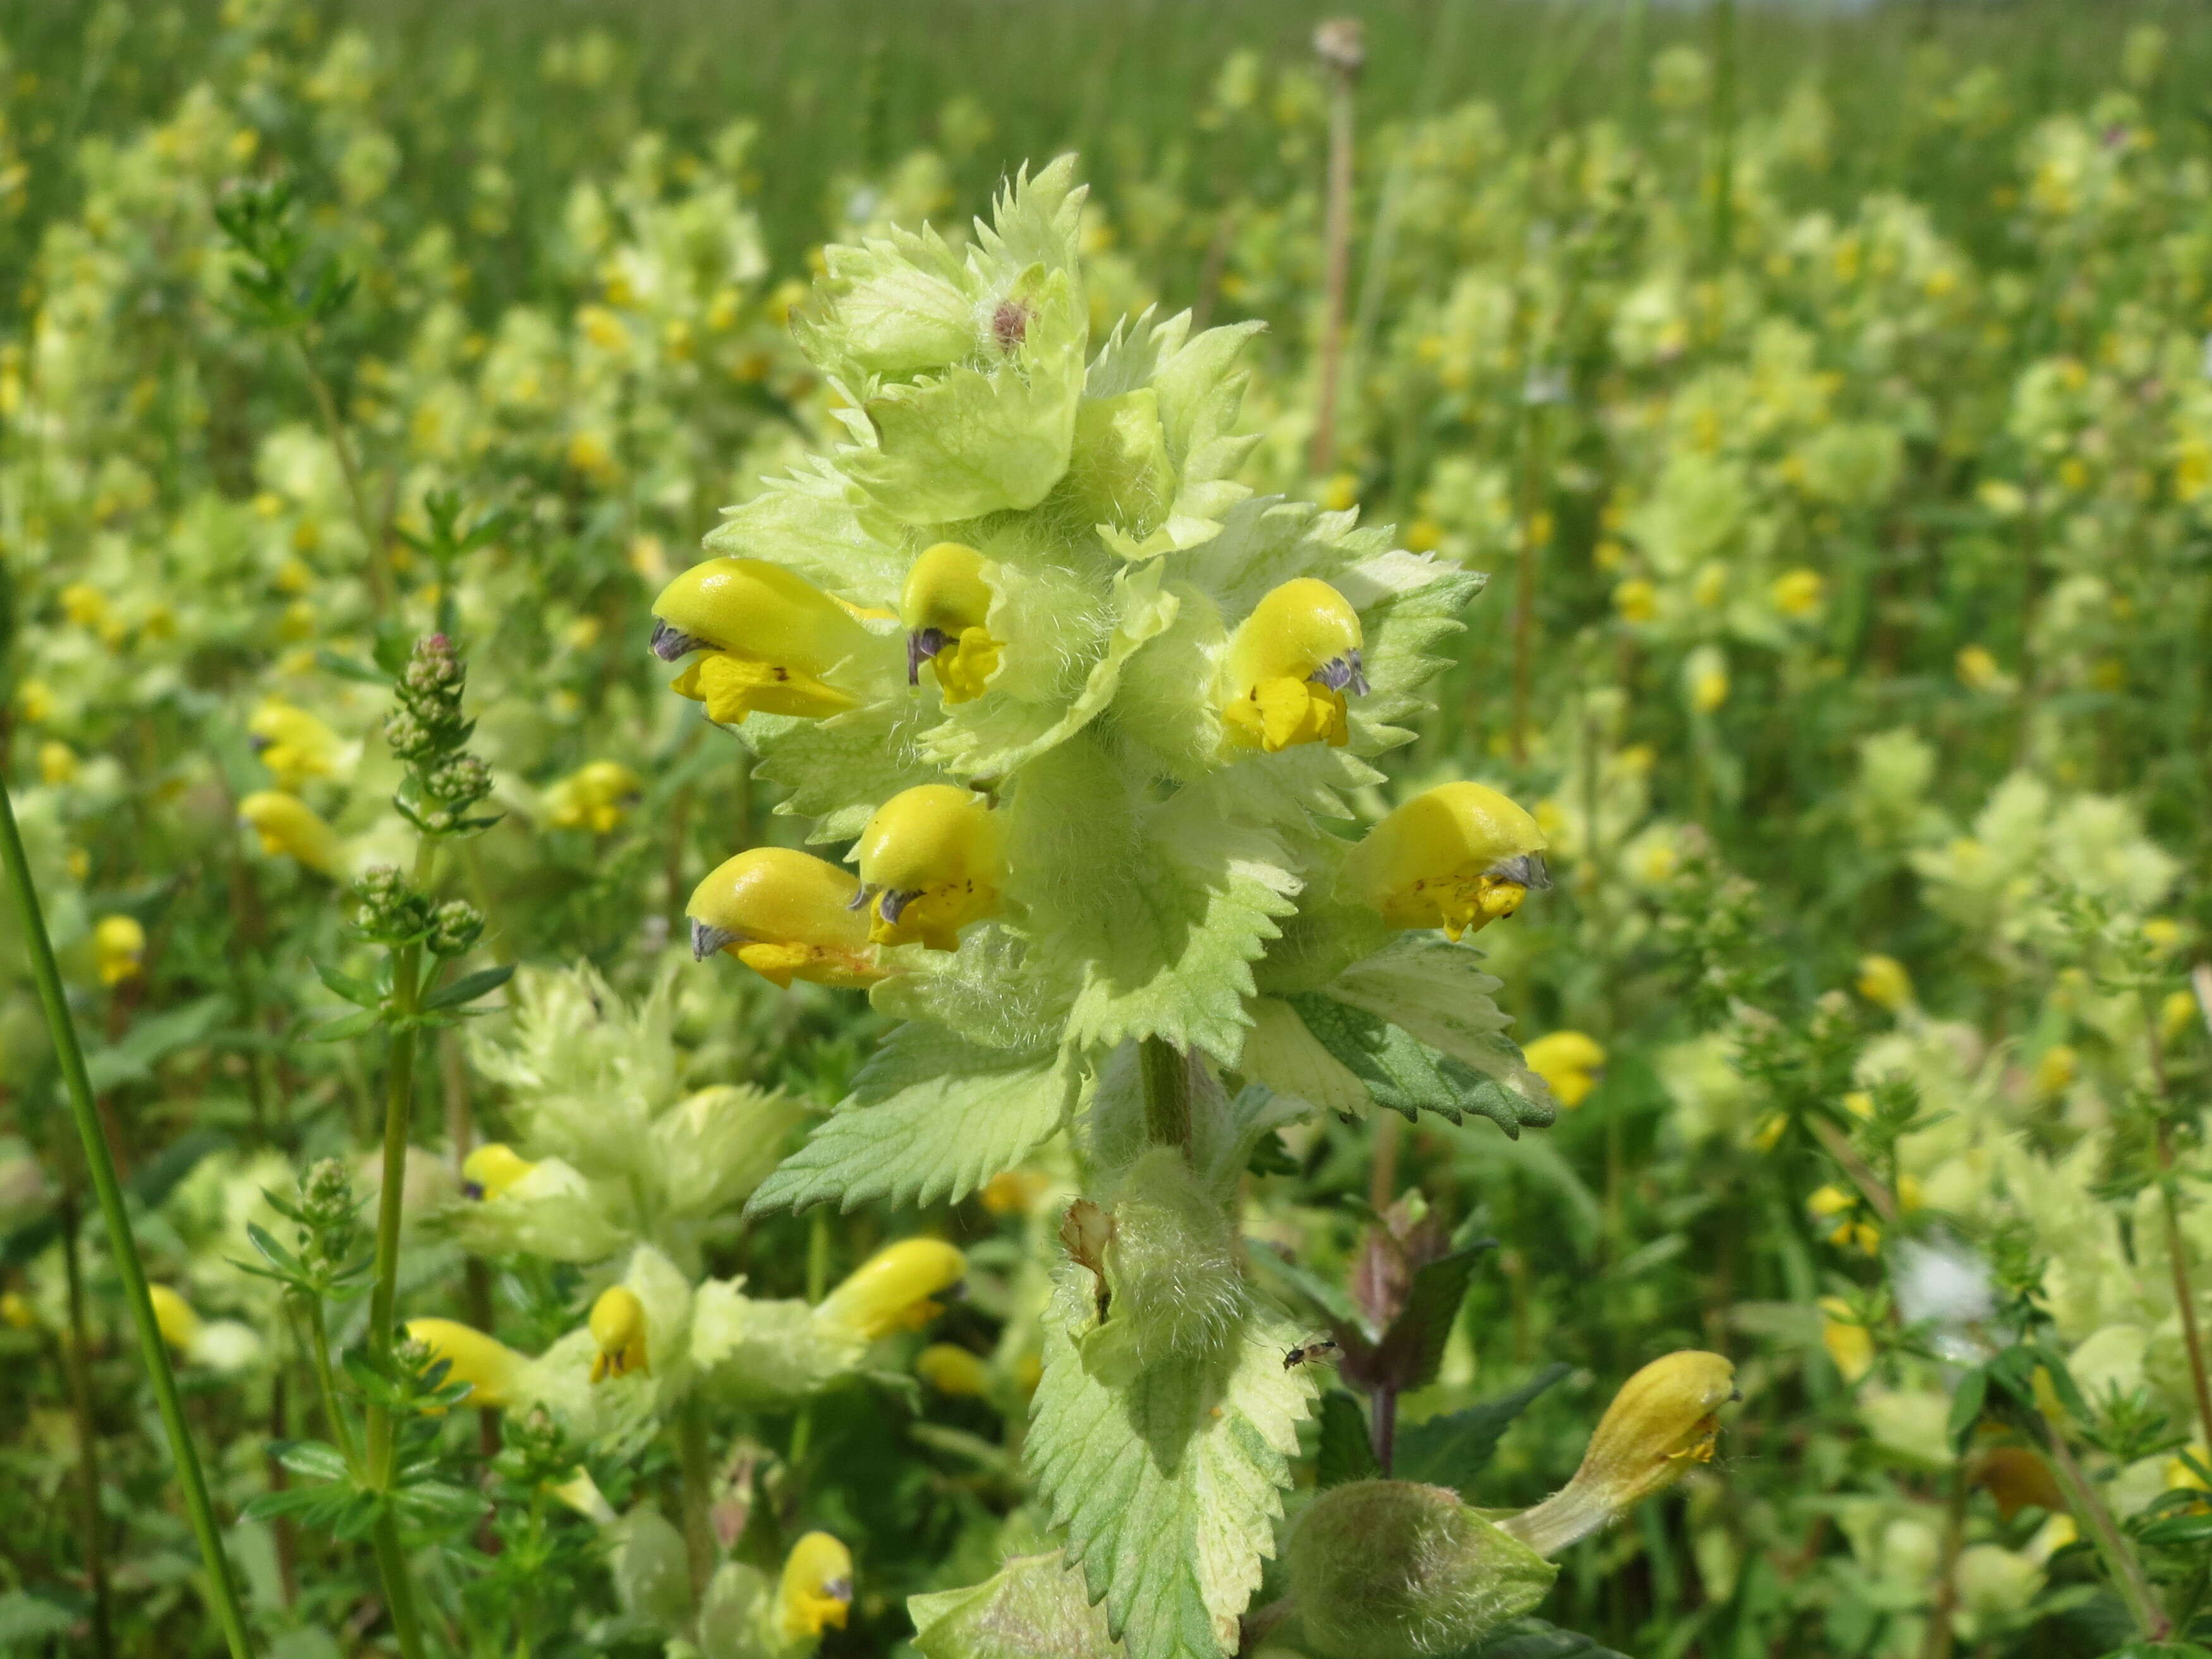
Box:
[907,626,953,686]
[1311,649,1370,696]
[1490,851,1551,891]
[650,618,707,662]
[691,918,741,960]
[877,887,920,925]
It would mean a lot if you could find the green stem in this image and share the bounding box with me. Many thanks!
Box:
[2039,1414,2168,1640]
[291,334,387,612]
[58,1194,116,1659]
[1710,0,1738,266]
[2140,988,2212,1450]
[678,1395,717,1600]
[362,930,428,1659]
[299,1297,360,1471]
[1140,1036,1193,1155]
[0,776,257,1659]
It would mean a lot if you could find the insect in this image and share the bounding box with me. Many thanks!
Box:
[1282,1337,1341,1371]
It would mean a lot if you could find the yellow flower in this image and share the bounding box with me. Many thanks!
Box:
[2141,916,2183,956]
[1855,953,1914,1012]
[1809,1184,1880,1253]
[1522,1031,1606,1109]
[2161,989,2201,1045]
[1320,472,1359,513]
[461,1143,535,1200]
[1818,1297,1873,1382]
[2168,1445,2209,1508]
[0,1291,37,1331]
[852,785,1004,951]
[238,791,346,877]
[16,679,53,724]
[652,557,869,726]
[1771,568,1825,619]
[1405,517,1445,553]
[588,1285,649,1383]
[544,760,643,835]
[687,847,883,988]
[406,1317,528,1408]
[1221,578,1367,753]
[37,741,76,786]
[979,1168,1049,1216]
[916,1342,992,1397]
[2034,1044,2078,1096]
[1340,782,1550,941]
[900,542,1002,705]
[815,1238,965,1341]
[249,700,344,789]
[149,1285,204,1351]
[1686,647,1729,714]
[1753,1112,1788,1153]
[777,1531,854,1640]
[1504,1351,1736,1556]
[94,915,146,987]
[1610,580,1663,628]
[1956,644,2002,690]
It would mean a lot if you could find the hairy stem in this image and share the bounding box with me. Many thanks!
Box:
[1140,1036,1193,1155]
[2141,987,2212,1449]
[0,776,257,1659]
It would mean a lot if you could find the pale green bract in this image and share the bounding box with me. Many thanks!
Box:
[908,1553,1123,1659]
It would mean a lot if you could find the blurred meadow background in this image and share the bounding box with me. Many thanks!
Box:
[2,0,2211,1656]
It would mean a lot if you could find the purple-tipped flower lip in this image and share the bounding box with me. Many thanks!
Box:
[650,619,708,662]
[1488,851,1551,891]
[461,1181,485,1201]
[877,887,920,925]
[690,918,741,961]
[907,627,952,686]
[1310,649,1370,697]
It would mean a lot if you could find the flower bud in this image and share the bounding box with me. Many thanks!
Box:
[651,557,868,724]
[1222,578,1367,753]
[404,1317,527,1409]
[1520,1031,1604,1109]
[815,1237,964,1341]
[1287,1481,1556,1659]
[461,1142,535,1201]
[427,898,485,958]
[687,847,882,988]
[1339,782,1550,940]
[852,784,1004,951]
[1504,1351,1736,1557]
[777,1530,854,1639]
[239,790,346,877]
[901,542,1002,703]
[94,915,146,987]
[588,1285,650,1383]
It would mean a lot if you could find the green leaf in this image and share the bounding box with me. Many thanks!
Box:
[1321,935,1548,1110]
[1316,1390,1380,1487]
[909,1552,1122,1659]
[746,1024,1074,1215]
[1029,1289,1316,1659]
[0,1589,78,1643]
[83,995,228,1092]
[1337,553,1487,757]
[308,1009,385,1043]
[1947,1365,1989,1452]
[752,696,945,847]
[271,1440,350,1483]
[1371,1247,1491,1394]
[1449,1617,1631,1659]
[422,964,514,1011]
[2137,1513,2212,1547]
[1396,1364,1571,1498]
[313,958,382,1008]
[1288,995,1484,1128]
